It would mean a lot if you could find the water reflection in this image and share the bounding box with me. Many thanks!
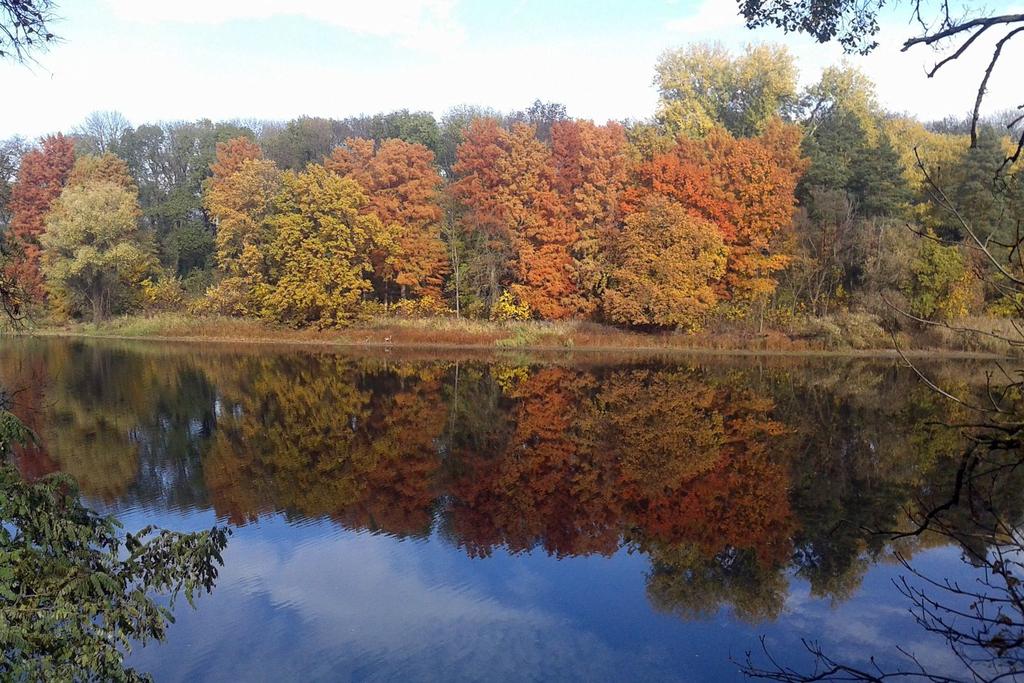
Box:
[0,339,1001,680]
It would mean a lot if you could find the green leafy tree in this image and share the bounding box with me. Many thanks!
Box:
[846,130,908,218]
[798,67,908,219]
[40,181,154,322]
[801,65,880,141]
[0,408,229,682]
[925,127,1024,244]
[0,137,28,233]
[904,230,973,321]
[260,117,337,171]
[337,110,441,154]
[115,120,253,280]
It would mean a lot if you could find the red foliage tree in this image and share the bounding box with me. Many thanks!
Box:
[0,347,58,480]
[6,134,75,301]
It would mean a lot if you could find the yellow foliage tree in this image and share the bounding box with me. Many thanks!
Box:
[882,117,968,194]
[803,64,882,145]
[40,180,153,322]
[66,153,136,192]
[655,43,797,138]
[603,197,728,329]
[202,158,282,315]
[260,164,382,327]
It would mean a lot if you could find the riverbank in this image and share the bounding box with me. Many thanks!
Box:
[5,313,1017,359]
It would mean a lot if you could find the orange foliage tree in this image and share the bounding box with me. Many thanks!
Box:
[447,367,623,557]
[209,136,263,181]
[445,363,795,573]
[334,364,448,536]
[325,138,448,303]
[451,119,580,319]
[550,120,630,314]
[626,122,805,303]
[6,134,76,302]
[202,138,281,315]
[584,367,793,570]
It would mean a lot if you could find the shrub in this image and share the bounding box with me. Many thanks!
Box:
[836,311,889,349]
[494,327,541,348]
[141,274,186,313]
[794,316,844,348]
[194,278,250,316]
[786,311,888,349]
[391,296,453,318]
[490,291,532,322]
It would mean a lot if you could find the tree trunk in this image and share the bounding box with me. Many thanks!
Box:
[92,290,103,324]
[488,263,497,309]
[451,240,460,319]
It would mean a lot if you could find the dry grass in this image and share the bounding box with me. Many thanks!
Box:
[6,312,1017,358]
[21,314,665,351]
[921,316,1024,355]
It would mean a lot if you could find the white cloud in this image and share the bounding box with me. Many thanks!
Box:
[126,527,686,681]
[777,547,976,680]
[100,0,464,50]
[0,23,659,137]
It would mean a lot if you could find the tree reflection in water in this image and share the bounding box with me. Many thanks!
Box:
[2,342,1000,633]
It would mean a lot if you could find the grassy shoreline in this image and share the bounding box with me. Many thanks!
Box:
[3,313,1014,359]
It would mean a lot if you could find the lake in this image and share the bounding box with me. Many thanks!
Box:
[0,338,996,681]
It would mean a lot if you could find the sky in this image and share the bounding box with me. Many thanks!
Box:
[1,0,1022,138]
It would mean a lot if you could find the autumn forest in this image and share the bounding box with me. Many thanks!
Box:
[1,43,1022,341]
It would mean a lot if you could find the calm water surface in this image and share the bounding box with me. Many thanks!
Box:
[0,338,996,681]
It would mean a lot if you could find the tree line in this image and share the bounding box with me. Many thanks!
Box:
[1,43,1021,331]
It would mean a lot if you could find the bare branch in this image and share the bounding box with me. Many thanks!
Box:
[969,27,1024,147]
[901,14,1024,51]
